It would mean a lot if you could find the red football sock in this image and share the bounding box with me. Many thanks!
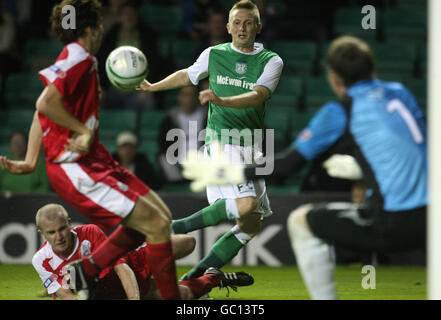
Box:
[82,226,145,277]
[145,241,181,300]
[179,274,220,299]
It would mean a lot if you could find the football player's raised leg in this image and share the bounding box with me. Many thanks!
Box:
[236,196,258,217]
[171,234,196,260]
[123,191,172,243]
[83,191,180,299]
[80,190,170,275]
[185,199,260,279]
[172,198,237,234]
[172,194,258,234]
[141,188,173,220]
[122,191,180,299]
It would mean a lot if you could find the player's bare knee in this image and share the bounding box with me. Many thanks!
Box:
[236,197,258,216]
[150,212,171,235]
[186,235,196,254]
[142,190,172,221]
[126,198,170,236]
[172,234,196,259]
[237,213,261,238]
[238,225,260,239]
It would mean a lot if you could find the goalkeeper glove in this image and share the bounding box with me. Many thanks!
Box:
[322,154,363,180]
[182,147,245,192]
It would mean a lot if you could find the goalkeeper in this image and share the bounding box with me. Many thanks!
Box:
[183,35,427,299]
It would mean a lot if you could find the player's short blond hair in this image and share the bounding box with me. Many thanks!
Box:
[229,0,261,25]
[36,204,70,230]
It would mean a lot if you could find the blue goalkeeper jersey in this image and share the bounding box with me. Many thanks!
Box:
[293,78,427,212]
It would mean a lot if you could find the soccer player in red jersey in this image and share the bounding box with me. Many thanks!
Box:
[0,0,180,299]
[33,204,252,300]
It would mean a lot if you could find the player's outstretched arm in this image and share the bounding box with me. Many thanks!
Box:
[0,111,43,174]
[182,146,307,192]
[238,148,363,182]
[244,147,307,181]
[114,263,140,300]
[137,69,193,93]
[36,84,94,153]
[183,146,364,192]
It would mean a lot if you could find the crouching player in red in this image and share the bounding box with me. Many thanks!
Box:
[32,204,254,300]
[0,0,181,299]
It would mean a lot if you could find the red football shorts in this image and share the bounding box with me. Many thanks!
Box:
[46,153,150,232]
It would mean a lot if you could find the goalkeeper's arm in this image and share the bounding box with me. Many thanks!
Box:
[182,146,362,192]
[244,149,363,181]
[244,147,307,181]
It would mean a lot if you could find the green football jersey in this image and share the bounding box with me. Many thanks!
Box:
[204,43,281,146]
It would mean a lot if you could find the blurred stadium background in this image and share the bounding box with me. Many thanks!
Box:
[0,0,432,299]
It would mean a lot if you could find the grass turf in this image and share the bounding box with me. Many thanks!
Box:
[0,264,426,300]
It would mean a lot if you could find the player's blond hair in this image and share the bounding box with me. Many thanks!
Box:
[36,204,70,230]
[229,0,261,25]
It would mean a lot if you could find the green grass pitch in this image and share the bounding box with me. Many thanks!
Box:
[0,264,426,300]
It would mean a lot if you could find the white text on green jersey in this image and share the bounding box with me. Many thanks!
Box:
[216,75,256,90]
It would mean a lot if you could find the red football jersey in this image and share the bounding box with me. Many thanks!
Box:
[38,41,101,163]
[32,225,119,295]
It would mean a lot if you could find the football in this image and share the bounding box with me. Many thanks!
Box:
[105,46,148,90]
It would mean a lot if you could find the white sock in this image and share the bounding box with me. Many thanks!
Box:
[287,213,338,300]
[225,198,240,219]
[231,225,252,245]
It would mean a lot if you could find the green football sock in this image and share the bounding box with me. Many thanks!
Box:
[186,229,247,279]
[172,199,239,234]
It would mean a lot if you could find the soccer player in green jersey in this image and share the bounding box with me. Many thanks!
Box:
[138,0,283,279]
